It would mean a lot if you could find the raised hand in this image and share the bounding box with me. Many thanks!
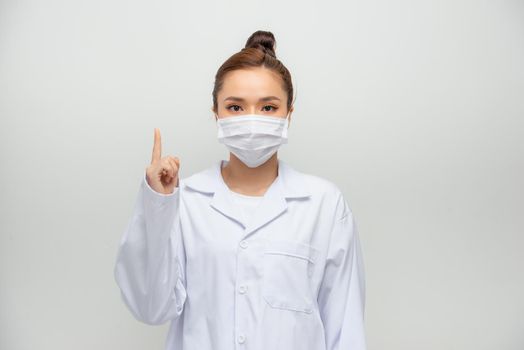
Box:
[145,128,180,194]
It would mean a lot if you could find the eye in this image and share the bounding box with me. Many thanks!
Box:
[262,105,278,112]
[226,104,242,112]
[226,104,278,113]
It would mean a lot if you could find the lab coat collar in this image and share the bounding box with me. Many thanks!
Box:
[184,159,311,235]
[183,158,311,199]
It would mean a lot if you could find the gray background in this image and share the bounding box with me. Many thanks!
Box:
[1,0,523,349]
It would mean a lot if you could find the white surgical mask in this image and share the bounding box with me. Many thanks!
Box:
[216,113,290,168]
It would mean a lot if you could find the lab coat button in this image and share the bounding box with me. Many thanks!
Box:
[239,240,249,249]
[239,285,248,294]
[237,334,246,344]
[304,307,312,313]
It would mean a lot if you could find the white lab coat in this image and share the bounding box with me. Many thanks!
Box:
[114,158,366,350]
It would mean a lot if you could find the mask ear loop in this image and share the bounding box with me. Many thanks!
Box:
[283,81,296,139]
[282,112,290,139]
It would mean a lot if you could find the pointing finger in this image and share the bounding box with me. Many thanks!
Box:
[151,128,162,163]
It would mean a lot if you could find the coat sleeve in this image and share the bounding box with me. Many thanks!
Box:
[317,192,367,350]
[113,171,187,325]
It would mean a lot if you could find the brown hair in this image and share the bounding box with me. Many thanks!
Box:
[212,30,295,114]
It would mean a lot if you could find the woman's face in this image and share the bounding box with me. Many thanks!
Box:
[213,67,293,121]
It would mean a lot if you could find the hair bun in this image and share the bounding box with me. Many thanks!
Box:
[245,30,276,58]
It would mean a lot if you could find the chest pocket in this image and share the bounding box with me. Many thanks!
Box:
[262,239,320,314]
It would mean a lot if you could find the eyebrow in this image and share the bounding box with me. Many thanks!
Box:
[223,96,281,102]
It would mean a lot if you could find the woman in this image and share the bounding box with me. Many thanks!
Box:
[114,30,366,350]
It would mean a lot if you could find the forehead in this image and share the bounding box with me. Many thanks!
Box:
[219,67,286,100]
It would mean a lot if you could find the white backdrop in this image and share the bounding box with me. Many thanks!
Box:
[1,0,523,349]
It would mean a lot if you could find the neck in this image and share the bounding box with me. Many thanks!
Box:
[221,153,279,196]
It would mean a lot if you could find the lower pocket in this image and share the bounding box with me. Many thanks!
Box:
[262,239,319,313]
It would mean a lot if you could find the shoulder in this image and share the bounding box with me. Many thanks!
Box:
[289,165,352,221]
[178,162,218,195]
[302,172,342,198]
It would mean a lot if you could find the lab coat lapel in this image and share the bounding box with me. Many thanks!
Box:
[208,161,288,234]
[184,159,310,237]
[209,177,246,227]
[183,160,245,226]
[242,173,287,237]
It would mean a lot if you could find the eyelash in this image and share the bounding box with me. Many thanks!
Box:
[226,105,278,112]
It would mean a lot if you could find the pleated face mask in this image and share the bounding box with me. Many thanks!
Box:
[216,113,290,168]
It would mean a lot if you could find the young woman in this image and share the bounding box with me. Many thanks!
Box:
[114,30,366,350]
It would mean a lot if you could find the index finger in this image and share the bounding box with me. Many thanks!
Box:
[151,128,162,163]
